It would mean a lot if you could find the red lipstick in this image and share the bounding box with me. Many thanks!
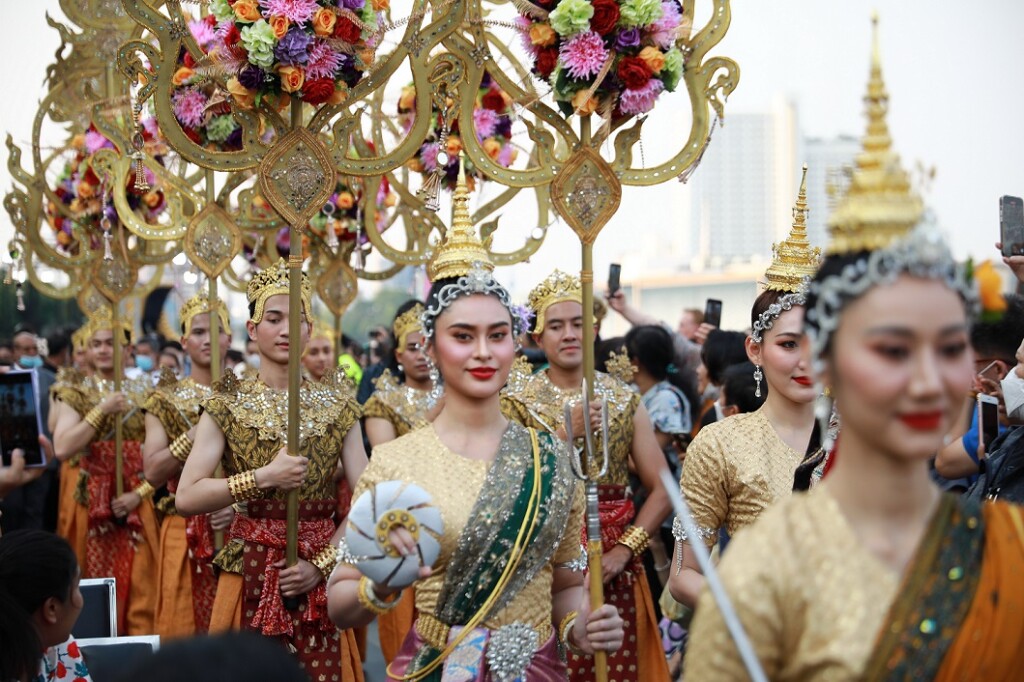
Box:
[792,377,812,387]
[900,411,943,430]
[468,368,496,380]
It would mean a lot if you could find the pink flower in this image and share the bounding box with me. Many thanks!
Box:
[559,31,608,80]
[497,144,516,167]
[142,117,160,137]
[84,130,113,154]
[420,142,439,172]
[651,1,682,50]
[516,16,539,56]
[258,0,319,24]
[173,87,209,128]
[473,108,499,139]
[189,19,218,49]
[619,78,665,115]
[305,39,343,80]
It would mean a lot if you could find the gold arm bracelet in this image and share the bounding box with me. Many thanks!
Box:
[133,480,155,500]
[169,432,193,462]
[617,525,651,556]
[559,610,586,656]
[357,576,401,615]
[84,406,105,431]
[226,470,260,503]
[311,544,339,580]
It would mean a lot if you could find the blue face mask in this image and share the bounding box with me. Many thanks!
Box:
[17,355,42,369]
[135,355,155,372]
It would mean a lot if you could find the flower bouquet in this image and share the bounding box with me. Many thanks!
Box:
[203,0,383,110]
[517,0,687,118]
[397,73,518,192]
[46,126,167,254]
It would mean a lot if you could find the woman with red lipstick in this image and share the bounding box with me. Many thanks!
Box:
[669,166,824,610]
[685,24,1024,679]
[328,168,624,680]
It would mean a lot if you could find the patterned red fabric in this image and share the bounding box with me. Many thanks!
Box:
[80,440,144,633]
[185,513,218,632]
[569,485,641,682]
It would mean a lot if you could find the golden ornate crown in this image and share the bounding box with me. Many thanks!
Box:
[247,258,313,324]
[71,326,89,351]
[426,158,494,282]
[826,15,923,255]
[393,303,424,352]
[527,269,582,334]
[180,291,230,337]
[83,306,133,343]
[763,164,822,292]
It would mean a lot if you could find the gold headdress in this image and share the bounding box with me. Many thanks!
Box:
[71,326,89,352]
[84,306,133,343]
[426,160,494,282]
[393,303,425,352]
[527,270,582,334]
[825,15,923,255]
[763,165,822,292]
[180,291,230,337]
[247,258,313,324]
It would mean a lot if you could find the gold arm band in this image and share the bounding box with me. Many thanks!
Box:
[169,432,193,463]
[617,525,651,557]
[311,544,339,580]
[133,480,155,500]
[227,470,260,503]
[559,610,586,656]
[357,576,401,615]
[84,406,105,432]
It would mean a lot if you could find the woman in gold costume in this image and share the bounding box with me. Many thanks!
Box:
[685,20,1024,679]
[328,167,624,681]
[669,167,824,610]
[176,260,368,679]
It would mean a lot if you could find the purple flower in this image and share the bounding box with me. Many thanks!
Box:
[510,304,534,334]
[493,116,512,139]
[189,19,217,49]
[559,31,608,80]
[259,0,320,24]
[420,142,440,172]
[225,127,243,148]
[172,88,209,129]
[497,144,515,167]
[238,64,267,90]
[274,27,311,65]
[338,0,365,10]
[474,108,499,140]
[615,28,642,49]
[619,78,664,115]
[651,1,683,49]
[85,130,114,154]
[305,39,343,80]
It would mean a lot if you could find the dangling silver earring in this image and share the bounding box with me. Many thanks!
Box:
[753,365,763,398]
[426,358,443,406]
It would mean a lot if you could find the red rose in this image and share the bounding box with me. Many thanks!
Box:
[617,56,653,89]
[203,14,217,27]
[534,48,557,79]
[183,52,196,68]
[66,641,80,658]
[223,24,241,46]
[334,17,362,43]
[83,167,100,187]
[302,78,336,105]
[590,0,620,36]
[481,88,505,112]
[184,127,202,144]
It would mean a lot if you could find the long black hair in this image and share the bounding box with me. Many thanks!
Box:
[624,325,699,424]
[0,530,78,682]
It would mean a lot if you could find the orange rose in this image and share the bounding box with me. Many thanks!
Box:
[383,192,397,208]
[57,230,72,247]
[529,23,556,48]
[571,90,599,115]
[638,46,666,74]
[172,66,195,86]
[372,0,390,9]
[76,181,97,199]
[142,191,163,209]
[278,65,305,93]
[336,191,355,209]
[327,84,348,105]
[446,135,463,157]
[483,139,502,160]
[226,77,255,109]
[398,85,416,111]
[70,133,86,150]
[269,15,290,39]
[312,8,336,37]
[406,157,424,173]
[232,0,261,22]
[358,48,376,68]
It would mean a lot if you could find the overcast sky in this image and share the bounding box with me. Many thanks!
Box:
[2,0,1021,301]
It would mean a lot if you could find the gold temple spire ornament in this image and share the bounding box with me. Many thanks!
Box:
[763,164,822,292]
[426,159,494,281]
[527,270,583,334]
[826,14,923,255]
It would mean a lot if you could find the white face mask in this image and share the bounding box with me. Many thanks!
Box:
[1001,369,1024,423]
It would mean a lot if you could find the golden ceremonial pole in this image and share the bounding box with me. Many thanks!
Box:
[113,300,124,497]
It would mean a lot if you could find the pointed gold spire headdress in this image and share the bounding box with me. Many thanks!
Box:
[247,258,313,324]
[826,14,923,254]
[422,157,525,340]
[763,165,822,292]
[83,306,133,343]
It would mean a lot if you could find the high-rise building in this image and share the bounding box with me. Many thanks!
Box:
[804,135,861,246]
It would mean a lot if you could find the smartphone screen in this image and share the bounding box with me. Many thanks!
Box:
[1000,195,1024,257]
[978,395,1000,452]
[704,298,722,328]
[0,370,45,468]
[608,263,621,294]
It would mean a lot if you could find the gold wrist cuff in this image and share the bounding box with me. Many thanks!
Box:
[133,480,155,500]
[617,525,651,556]
[227,470,260,503]
[357,576,401,615]
[169,432,193,462]
[311,544,339,580]
[84,406,105,432]
[560,610,586,656]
